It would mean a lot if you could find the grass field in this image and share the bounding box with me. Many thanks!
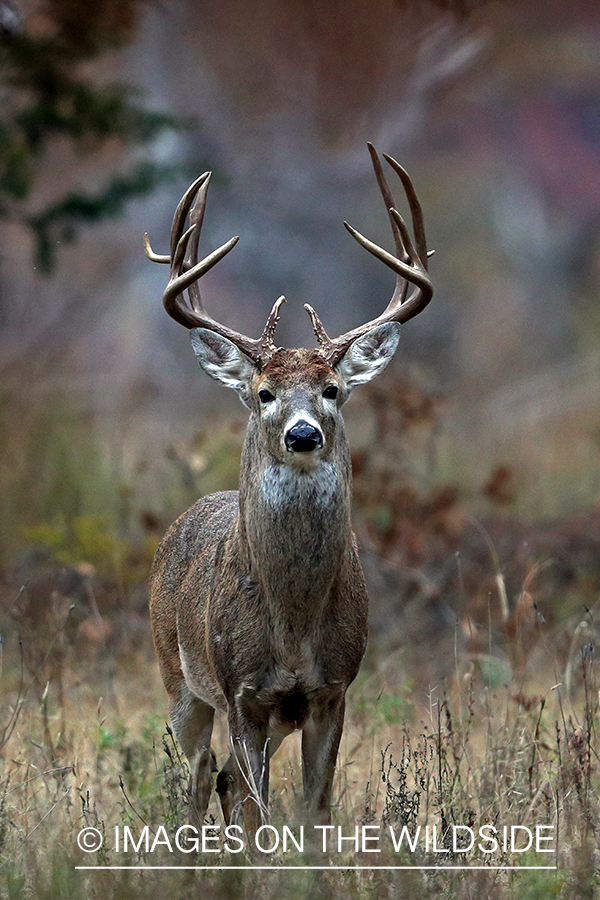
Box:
[0,561,598,899]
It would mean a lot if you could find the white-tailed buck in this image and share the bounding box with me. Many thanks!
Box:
[145,144,433,833]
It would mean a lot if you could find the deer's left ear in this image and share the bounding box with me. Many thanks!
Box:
[336,322,400,390]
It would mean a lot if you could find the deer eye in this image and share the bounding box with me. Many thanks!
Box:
[258,388,275,404]
[323,385,339,400]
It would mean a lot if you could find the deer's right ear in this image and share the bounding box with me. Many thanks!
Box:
[191,328,257,403]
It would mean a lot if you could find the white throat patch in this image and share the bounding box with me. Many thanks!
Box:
[260,461,340,509]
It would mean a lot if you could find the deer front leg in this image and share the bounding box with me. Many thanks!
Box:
[224,690,272,839]
[301,690,346,826]
[217,729,285,827]
[168,682,216,829]
[221,732,270,837]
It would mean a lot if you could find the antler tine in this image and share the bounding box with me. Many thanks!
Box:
[162,230,240,323]
[307,145,434,366]
[143,232,170,264]
[169,172,210,256]
[144,173,211,275]
[258,295,286,359]
[145,173,284,366]
[304,302,332,350]
[367,142,410,306]
[382,151,428,268]
[184,174,210,312]
[343,208,431,305]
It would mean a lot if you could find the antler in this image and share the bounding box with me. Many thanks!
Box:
[144,172,285,368]
[305,143,434,366]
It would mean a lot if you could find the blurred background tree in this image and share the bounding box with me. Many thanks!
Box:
[0,0,184,272]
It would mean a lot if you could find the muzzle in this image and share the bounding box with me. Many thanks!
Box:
[284,420,324,453]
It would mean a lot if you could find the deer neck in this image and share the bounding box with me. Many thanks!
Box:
[237,416,353,613]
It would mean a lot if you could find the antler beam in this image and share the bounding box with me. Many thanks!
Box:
[144,172,285,368]
[305,143,434,366]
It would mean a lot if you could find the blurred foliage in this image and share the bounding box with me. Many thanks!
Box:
[18,513,161,585]
[0,389,246,572]
[0,0,189,270]
[352,368,465,564]
[26,160,188,273]
[20,514,129,572]
[0,400,116,561]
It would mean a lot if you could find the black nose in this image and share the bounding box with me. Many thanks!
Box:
[285,420,324,453]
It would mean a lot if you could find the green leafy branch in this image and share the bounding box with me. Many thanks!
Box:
[0,7,193,271]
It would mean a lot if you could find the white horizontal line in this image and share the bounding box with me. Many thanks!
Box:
[75,865,558,871]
